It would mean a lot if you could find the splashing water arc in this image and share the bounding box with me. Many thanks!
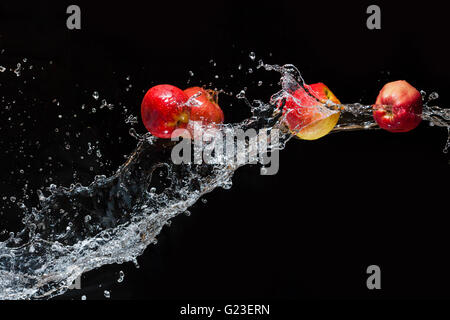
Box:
[0,62,449,300]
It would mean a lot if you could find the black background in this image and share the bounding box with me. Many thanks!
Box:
[1,0,450,302]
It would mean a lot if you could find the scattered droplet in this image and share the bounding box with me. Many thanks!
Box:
[428,92,439,101]
[236,90,246,99]
[125,115,138,125]
[420,90,427,98]
[117,271,125,283]
[257,59,264,69]
[87,143,93,155]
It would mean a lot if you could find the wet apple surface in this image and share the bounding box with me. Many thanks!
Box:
[373,80,423,133]
[141,85,190,139]
[282,82,341,140]
[184,87,225,125]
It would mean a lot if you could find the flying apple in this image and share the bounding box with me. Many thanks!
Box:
[141,84,190,139]
[282,82,341,140]
[373,80,422,132]
[184,87,224,125]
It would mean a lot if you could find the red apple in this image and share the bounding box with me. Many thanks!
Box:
[141,84,190,139]
[184,87,224,125]
[373,80,422,132]
[282,83,341,140]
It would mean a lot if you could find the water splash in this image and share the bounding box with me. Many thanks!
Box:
[0,61,449,300]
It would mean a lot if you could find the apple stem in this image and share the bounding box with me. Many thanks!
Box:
[206,89,219,104]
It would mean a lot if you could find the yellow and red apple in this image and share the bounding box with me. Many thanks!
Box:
[282,83,341,140]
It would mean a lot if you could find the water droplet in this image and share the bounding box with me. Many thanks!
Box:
[188,71,194,77]
[420,90,427,98]
[236,90,246,99]
[257,59,264,69]
[129,128,141,140]
[92,91,100,100]
[249,52,256,61]
[221,180,233,190]
[81,295,87,300]
[428,92,439,101]
[125,115,138,125]
[117,271,125,283]
[87,143,93,155]
[104,290,110,299]
[14,63,22,76]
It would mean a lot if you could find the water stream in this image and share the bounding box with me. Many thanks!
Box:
[0,59,449,299]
